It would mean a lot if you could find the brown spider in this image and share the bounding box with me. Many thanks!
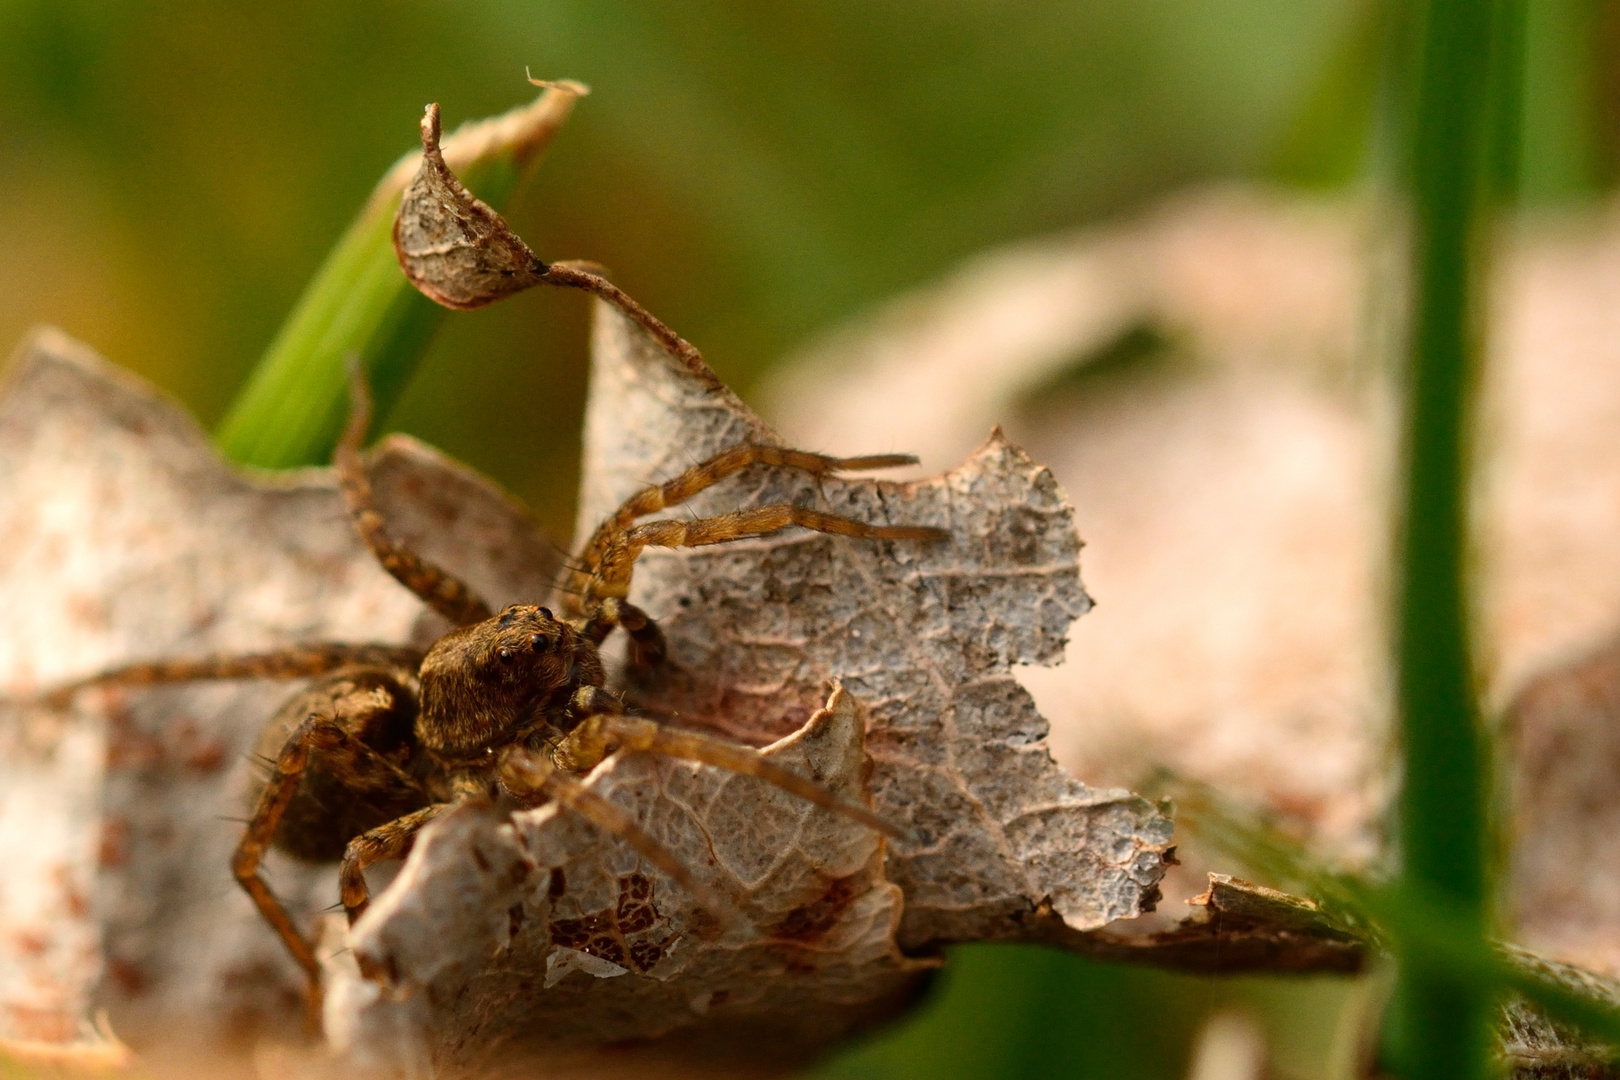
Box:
[44,365,946,1027]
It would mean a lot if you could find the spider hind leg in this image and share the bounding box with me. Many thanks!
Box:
[42,643,425,709]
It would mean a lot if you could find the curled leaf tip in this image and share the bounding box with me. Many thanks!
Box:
[393,101,548,310]
[392,109,708,368]
[419,101,441,148]
[525,69,590,96]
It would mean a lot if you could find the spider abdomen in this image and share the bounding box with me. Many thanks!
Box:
[250,671,430,864]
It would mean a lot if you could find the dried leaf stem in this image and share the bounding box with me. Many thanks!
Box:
[540,261,706,375]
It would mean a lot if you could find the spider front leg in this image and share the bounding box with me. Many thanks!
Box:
[554,693,908,841]
[580,597,666,672]
[499,747,742,926]
[564,442,938,614]
[337,802,452,924]
[585,505,946,612]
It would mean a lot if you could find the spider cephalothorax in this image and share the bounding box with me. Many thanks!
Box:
[415,604,597,760]
[46,366,946,1028]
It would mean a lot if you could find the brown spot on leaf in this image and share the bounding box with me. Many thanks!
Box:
[52,866,89,919]
[628,940,665,972]
[105,709,164,772]
[105,956,147,996]
[772,874,859,945]
[546,874,672,973]
[183,738,227,774]
[97,816,129,869]
[587,936,625,966]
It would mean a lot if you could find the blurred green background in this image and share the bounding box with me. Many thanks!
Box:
[0,1,1610,1076]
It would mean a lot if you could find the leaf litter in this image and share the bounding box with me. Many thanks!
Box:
[0,314,1192,1075]
[0,134,1432,1078]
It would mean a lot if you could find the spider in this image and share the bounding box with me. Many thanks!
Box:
[43,365,946,1028]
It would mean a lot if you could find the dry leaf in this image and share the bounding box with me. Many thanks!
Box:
[0,320,1188,1074]
[326,303,1182,1074]
[759,189,1387,860]
[1074,875,1362,975]
[392,103,549,310]
[572,304,1174,949]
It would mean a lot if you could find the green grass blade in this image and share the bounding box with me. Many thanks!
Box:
[1392,1,1523,1075]
[215,83,585,469]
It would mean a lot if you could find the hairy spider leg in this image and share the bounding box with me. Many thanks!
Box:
[337,360,494,627]
[578,597,665,672]
[233,696,425,1031]
[566,442,924,613]
[586,505,947,612]
[552,696,909,841]
[338,802,452,924]
[42,644,425,709]
[499,746,743,926]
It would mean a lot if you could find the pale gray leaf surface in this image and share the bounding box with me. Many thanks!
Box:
[575,302,1173,948]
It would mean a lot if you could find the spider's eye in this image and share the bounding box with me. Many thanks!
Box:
[497,646,515,664]
[530,633,547,651]
[538,607,553,621]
